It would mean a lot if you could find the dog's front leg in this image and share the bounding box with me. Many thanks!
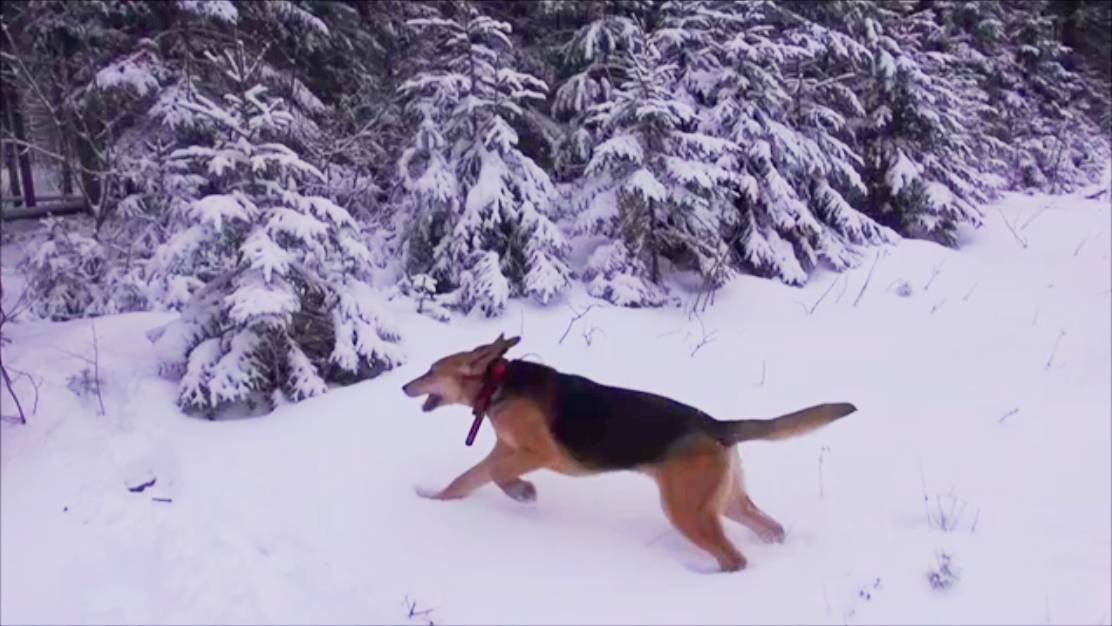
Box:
[490,450,545,491]
[417,444,538,503]
[417,444,506,500]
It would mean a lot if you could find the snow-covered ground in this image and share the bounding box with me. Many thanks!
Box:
[2,182,1110,625]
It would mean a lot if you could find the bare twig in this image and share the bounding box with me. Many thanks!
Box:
[755,359,766,387]
[56,322,109,416]
[923,262,944,292]
[1020,205,1049,231]
[7,367,41,413]
[918,462,932,530]
[818,445,830,498]
[0,137,107,177]
[403,595,436,626]
[930,299,946,315]
[0,288,35,425]
[835,273,850,303]
[558,303,597,344]
[91,320,106,416]
[1073,238,1087,257]
[853,251,883,308]
[0,362,27,424]
[691,228,745,315]
[0,282,32,328]
[689,314,718,357]
[52,346,97,366]
[1045,328,1066,370]
[962,282,978,302]
[804,275,841,315]
[997,208,1028,249]
[998,407,1019,423]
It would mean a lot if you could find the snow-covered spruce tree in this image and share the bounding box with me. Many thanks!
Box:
[922,1,1022,191]
[927,0,1107,193]
[572,18,738,306]
[549,8,640,181]
[850,3,988,247]
[999,1,1108,191]
[667,0,894,285]
[397,2,569,317]
[147,42,402,417]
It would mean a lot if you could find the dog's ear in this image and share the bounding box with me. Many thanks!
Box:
[462,334,521,374]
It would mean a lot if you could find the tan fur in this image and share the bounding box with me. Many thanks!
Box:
[405,335,837,573]
[647,437,747,571]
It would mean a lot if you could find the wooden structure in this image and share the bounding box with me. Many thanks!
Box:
[1,194,88,221]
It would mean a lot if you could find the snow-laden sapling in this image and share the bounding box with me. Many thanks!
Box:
[397,7,570,317]
[148,42,402,417]
[55,321,108,416]
[397,274,451,322]
[20,218,109,321]
[19,215,154,321]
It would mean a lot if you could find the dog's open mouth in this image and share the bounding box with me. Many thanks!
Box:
[422,394,443,412]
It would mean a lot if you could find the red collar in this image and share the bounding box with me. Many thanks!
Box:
[466,358,509,446]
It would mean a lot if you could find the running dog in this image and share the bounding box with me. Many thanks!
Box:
[402,334,855,572]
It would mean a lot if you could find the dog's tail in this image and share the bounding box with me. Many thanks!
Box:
[714,403,856,445]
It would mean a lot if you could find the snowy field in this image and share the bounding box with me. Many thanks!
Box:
[2,182,1110,625]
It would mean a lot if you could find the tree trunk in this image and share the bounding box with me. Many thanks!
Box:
[2,102,23,202]
[51,79,73,196]
[7,88,36,208]
[3,141,22,201]
[75,132,102,208]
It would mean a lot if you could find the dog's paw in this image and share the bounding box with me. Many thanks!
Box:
[687,556,747,574]
[414,485,445,500]
[720,557,748,573]
[758,524,786,544]
[501,479,536,503]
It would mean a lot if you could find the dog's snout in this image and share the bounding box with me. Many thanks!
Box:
[402,376,424,397]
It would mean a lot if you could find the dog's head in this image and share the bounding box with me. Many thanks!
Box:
[402,334,521,412]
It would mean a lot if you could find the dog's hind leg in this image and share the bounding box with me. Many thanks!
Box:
[655,445,747,572]
[723,453,785,543]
